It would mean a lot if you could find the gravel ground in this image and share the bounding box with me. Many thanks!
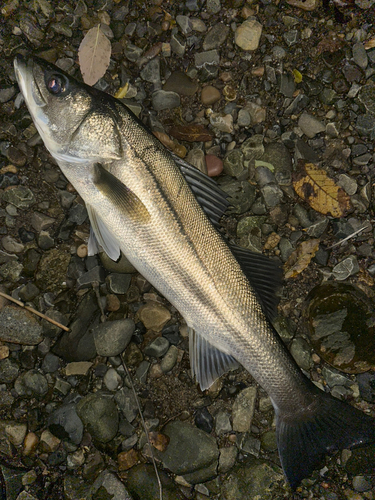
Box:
[1,1,375,499]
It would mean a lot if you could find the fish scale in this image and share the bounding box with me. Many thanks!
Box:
[14,54,375,489]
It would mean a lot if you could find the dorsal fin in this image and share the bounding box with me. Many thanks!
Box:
[172,153,229,228]
[230,245,283,321]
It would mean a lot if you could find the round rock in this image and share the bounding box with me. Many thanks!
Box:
[0,306,43,345]
[235,18,263,51]
[76,392,119,443]
[152,90,180,111]
[93,319,135,357]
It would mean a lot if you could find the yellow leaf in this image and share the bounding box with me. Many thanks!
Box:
[114,82,129,99]
[293,161,351,217]
[293,69,302,83]
[284,239,320,279]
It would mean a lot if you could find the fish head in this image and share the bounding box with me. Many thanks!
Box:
[13,55,122,164]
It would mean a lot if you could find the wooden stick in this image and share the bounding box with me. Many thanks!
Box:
[0,291,70,332]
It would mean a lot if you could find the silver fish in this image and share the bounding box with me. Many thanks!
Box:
[14,54,375,489]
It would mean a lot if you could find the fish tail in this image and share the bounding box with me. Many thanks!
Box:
[276,386,375,489]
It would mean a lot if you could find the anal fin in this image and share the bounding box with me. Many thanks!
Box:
[189,327,239,391]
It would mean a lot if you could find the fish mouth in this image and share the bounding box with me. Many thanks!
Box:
[14,54,47,109]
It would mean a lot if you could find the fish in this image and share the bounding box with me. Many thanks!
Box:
[14,54,375,489]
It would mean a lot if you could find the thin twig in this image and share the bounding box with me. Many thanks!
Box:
[120,353,163,500]
[0,291,69,331]
[327,225,369,249]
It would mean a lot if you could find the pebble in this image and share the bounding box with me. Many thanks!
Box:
[163,71,198,96]
[332,256,360,280]
[0,306,43,345]
[5,422,27,446]
[115,387,138,423]
[206,155,223,176]
[203,23,229,51]
[195,407,214,433]
[144,336,170,357]
[209,113,233,133]
[106,273,132,294]
[1,235,24,253]
[215,410,232,435]
[232,387,257,433]
[93,319,135,357]
[152,90,180,111]
[15,369,49,397]
[1,186,36,209]
[160,345,179,372]
[92,470,133,500]
[104,367,123,391]
[76,392,119,443]
[201,85,221,105]
[30,211,55,232]
[234,18,262,51]
[298,112,326,138]
[138,302,171,332]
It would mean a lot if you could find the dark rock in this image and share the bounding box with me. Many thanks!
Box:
[76,392,119,443]
[195,407,214,433]
[48,402,84,445]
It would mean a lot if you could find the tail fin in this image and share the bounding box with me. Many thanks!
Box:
[276,388,375,489]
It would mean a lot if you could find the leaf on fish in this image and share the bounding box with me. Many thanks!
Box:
[153,130,187,158]
[284,239,320,279]
[169,124,214,142]
[293,161,351,218]
[78,24,111,86]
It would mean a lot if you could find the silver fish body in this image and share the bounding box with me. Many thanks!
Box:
[14,55,375,489]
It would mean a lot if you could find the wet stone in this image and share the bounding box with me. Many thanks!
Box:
[0,306,43,345]
[235,18,262,51]
[201,85,221,105]
[232,387,257,432]
[0,358,19,383]
[93,319,135,357]
[195,407,214,433]
[203,23,229,51]
[41,352,60,373]
[156,420,219,477]
[298,112,325,138]
[126,464,185,500]
[18,282,40,302]
[218,178,256,214]
[106,273,131,294]
[1,235,24,253]
[76,392,119,443]
[1,186,36,209]
[15,369,48,397]
[144,336,170,357]
[160,345,179,373]
[163,71,198,96]
[152,90,180,111]
[48,402,84,445]
[353,42,368,70]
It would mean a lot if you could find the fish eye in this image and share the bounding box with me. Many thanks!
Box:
[47,75,67,95]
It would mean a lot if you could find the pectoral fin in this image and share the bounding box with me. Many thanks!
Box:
[92,163,150,224]
[87,205,121,261]
[189,327,239,391]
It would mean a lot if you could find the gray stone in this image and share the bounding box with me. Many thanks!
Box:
[0,85,16,103]
[100,251,137,273]
[140,58,160,84]
[356,114,375,139]
[41,353,60,373]
[206,0,221,13]
[93,318,135,357]
[156,421,219,477]
[1,236,24,253]
[194,49,220,69]
[91,470,133,500]
[135,360,150,384]
[298,112,325,138]
[239,434,261,457]
[170,32,186,57]
[0,260,23,282]
[218,178,256,214]
[124,42,143,62]
[237,109,251,127]
[76,392,119,443]
[283,29,298,46]
[352,475,371,492]
[0,306,43,345]
[152,90,180,111]
[221,461,283,499]
[260,184,284,208]
[223,149,245,178]
[203,23,229,51]
[144,336,170,357]
[106,273,132,294]
[352,42,368,69]
[1,186,36,209]
[255,166,275,187]
[160,345,179,373]
[232,387,257,432]
[37,231,55,250]
[0,358,19,383]
[290,337,312,371]
[215,410,232,435]
[279,73,295,98]
[48,402,84,445]
[259,142,292,185]
[103,367,123,391]
[332,256,359,280]
[337,174,357,195]
[30,211,55,232]
[176,15,192,34]
[219,446,238,473]
[15,369,48,397]
[115,386,138,423]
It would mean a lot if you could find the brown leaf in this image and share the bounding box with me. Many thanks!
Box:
[169,124,214,142]
[78,25,111,86]
[153,131,187,158]
[118,448,139,471]
[149,431,170,452]
[293,161,351,217]
[284,239,320,279]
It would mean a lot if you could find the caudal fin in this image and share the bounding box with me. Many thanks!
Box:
[276,388,375,489]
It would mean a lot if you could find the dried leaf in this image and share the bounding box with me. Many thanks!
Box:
[118,448,139,471]
[293,69,303,83]
[153,130,187,158]
[78,25,111,86]
[149,431,170,452]
[364,38,375,50]
[169,124,214,142]
[284,239,320,279]
[293,161,351,217]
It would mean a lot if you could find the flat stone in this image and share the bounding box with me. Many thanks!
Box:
[91,470,133,500]
[1,235,24,253]
[235,18,262,51]
[152,90,180,111]
[0,305,43,345]
[1,186,36,209]
[232,386,257,432]
[48,402,84,445]
[140,58,160,84]
[115,386,138,423]
[160,345,179,373]
[203,23,229,51]
[163,71,198,96]
[65,361,93,376]
[144,336,170,357]
[298,112,325,138]
[30,211,56,232]
[106,273,132,294]
[138,302,171,332]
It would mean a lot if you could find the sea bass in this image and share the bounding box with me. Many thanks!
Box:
[14,54,375,488]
